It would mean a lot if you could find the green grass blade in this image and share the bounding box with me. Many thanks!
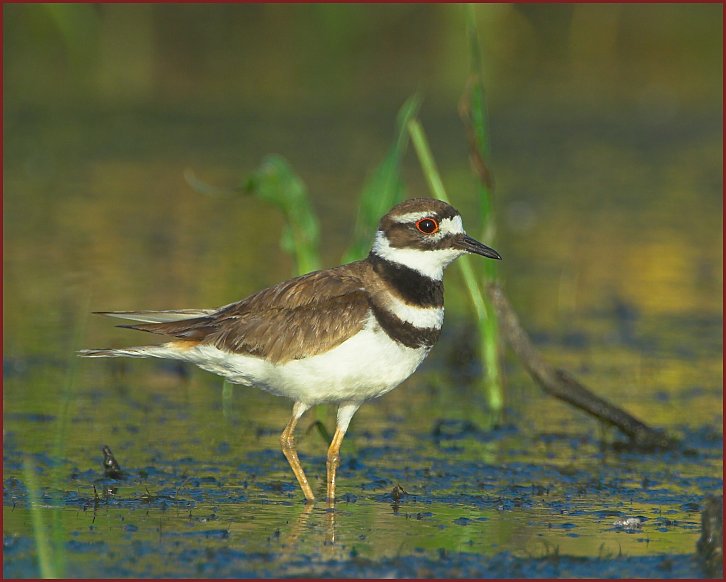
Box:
[342,94,422,262]
[44,299,90,578]
[23,457,56,579]
[463,5,496,255]
[244,155,322,275]
[462,5,503,410]
[188,155,328,435]
[408,117,503,411]
[52,311,86,474]
[407,118,487,321]
[464,5,492,174]
[243,155,331,425]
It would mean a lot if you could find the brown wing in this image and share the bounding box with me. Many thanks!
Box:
[122,262,373,364]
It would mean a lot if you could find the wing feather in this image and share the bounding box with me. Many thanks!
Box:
[119,262,373,364]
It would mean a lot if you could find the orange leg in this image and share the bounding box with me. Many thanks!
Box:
[326,427,346,504]
[326,402,361,505]
[280,402,314,502]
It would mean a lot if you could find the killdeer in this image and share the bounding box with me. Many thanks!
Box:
[80,198,501,503]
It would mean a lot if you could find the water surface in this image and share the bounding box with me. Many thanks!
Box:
[4,103,722,577]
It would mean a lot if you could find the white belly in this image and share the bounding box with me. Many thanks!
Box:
[182,315,431,405]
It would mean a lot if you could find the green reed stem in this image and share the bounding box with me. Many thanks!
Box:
[45,301,90,577]
[244,155,322,276]
[462,5,504,410]
[23,456,56,579]
[407,119,487,321]
[243,99,421,438]
[343,94,421,262]
[408,117,503,411]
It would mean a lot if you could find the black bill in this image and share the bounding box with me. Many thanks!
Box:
[457,234,502,260]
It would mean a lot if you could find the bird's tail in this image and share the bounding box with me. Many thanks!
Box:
[80,310,211,359]
[92,309,215,324]
[78,346,156,358]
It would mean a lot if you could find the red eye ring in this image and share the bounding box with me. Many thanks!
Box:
[415,217,439,234]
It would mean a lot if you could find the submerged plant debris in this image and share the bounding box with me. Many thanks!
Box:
[3,400,722,578]
[4,6,721,573]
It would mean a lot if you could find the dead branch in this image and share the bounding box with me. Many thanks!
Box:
[488,284,677,450]
[458,75,676,450]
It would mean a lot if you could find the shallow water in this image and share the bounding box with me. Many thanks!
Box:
[4,108,723,577]
[4,106,723,573]
[3,25,723,579]
[2,378,722,577]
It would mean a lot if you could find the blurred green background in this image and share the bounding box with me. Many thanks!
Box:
[4,3,722,109]
[3,3,723,578]
[4,3,722,343]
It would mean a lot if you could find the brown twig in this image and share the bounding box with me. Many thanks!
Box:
[488,284,677,450]
[458,67,676,451]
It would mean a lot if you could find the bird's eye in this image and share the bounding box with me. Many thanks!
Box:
[415,218,439,234]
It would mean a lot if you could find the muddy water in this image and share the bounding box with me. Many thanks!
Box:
[4,101,722,577]
[5,6,722,577]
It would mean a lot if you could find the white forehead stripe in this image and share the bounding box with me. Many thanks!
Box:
[392,213,465,243]
[393,212,464,236]
[384,294,445,329]
[371,231,465,280]
[439,215,464,235]
[395,211,438,223]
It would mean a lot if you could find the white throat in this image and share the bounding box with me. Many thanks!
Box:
[370,230,464,280]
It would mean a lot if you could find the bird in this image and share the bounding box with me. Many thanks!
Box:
[80,198,501,503]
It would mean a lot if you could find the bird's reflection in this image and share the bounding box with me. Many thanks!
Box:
[277,501,342,558]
